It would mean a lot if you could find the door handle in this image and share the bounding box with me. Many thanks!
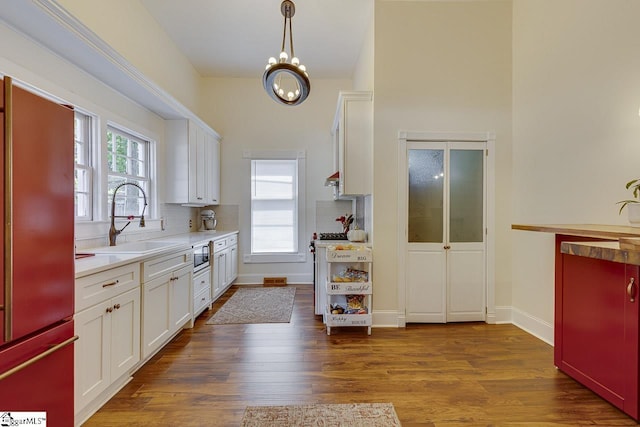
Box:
[628,277,636,302]
[443,245,451,250]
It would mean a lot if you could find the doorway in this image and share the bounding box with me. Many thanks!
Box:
[397,132,495,325]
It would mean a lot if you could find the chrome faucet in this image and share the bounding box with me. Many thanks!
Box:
[109,182,148,246]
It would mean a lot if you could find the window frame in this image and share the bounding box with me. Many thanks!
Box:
[106,125,153,219]
[243,149,307,263]
[74,110,93,221]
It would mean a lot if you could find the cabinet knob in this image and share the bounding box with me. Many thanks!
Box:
[106,307,113,313]
[628,277,636,303]
[443,245,451,250]
[114,303,121,310]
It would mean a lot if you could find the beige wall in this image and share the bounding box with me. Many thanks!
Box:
[57,0,202,113]
[373,0,513,316]
[199,77,352,283]
[512,0,640,339]
[352,10,375,92]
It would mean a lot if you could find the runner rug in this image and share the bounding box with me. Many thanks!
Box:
[205,286,296,325]
[240,403,401,427]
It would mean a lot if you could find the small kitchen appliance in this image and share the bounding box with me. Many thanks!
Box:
[200,209,217,231]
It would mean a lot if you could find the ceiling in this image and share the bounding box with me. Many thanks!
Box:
[139,0,374,79]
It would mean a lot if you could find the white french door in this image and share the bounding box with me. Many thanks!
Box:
[400,136,489,323]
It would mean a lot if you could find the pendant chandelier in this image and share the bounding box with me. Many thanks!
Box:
[263,0,310,106]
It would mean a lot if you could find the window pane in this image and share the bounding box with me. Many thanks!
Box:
[450,149,484,243]
[251,159,298,253]
[74,111,92,220]
[106,126,151,218]
[408,149,444,243]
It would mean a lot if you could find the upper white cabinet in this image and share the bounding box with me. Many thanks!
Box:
[332,91,373,196]
[166,119,221,207]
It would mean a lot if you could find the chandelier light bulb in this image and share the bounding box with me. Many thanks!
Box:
[279,51,288,62]
[278,88,284,97]
[268,57,277,65]
[291,57,300,66]
[287,91,294,100]
[273,83,279,91]
[298,64,306,72]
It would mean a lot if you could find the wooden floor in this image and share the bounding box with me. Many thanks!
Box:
[84,284,638,426]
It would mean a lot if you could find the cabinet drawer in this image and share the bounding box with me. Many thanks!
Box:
[142,250,192,283]
[193,269,211,295]
[228,234,237,245]
[75,263,140,312]
[193,287,210,315]
[213,238,227,252]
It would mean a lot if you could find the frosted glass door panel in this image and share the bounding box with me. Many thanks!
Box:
[408,149,444,243]
[449,149,484,243]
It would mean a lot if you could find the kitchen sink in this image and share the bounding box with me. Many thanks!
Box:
[87,240,187,255]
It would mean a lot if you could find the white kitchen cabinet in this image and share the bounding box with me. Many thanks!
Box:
[166,119,221,207]
[74,264,140,421]
[324,246,373,335]
[332,91,373,196]
[212,233,238,301]
[141,249,193,359]
[226,233,238,284]
[212,241,227,300]
[193,266,212,319]
[207,134,220,205]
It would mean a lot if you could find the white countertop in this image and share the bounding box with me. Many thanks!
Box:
[75,230,238,278]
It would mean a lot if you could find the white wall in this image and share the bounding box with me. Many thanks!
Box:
[56,0,202,114]
[373,0,513,318]
[512,0,640,341]
[199,77,353,284]
[0,21,195,249]
[352,9,375,92]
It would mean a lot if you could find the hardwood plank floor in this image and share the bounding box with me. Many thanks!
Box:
[84,284,638,426]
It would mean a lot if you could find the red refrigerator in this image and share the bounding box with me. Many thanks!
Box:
[0,76,76,426]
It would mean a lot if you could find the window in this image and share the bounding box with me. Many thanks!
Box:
[245,150,306,263]
[106,126,150,217]
[74,111,93,220]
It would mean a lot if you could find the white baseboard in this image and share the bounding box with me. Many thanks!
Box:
[236,273,313,285]
[371,306,553,346]
[490,305,513,324]
[372,310,403,327]
[510,307,554,346]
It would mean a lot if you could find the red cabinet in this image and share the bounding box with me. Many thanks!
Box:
[556,235,639,419]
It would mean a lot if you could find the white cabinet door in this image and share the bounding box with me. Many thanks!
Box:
[110,288,140,380]
[332,91,373,196]
[206,134,220,205]
[171,266,193,330]
[75,301,111,413]
[142,275,171,358]
[189,124,207,204]
[212,251,226,299]
[229,244,238,283]
[166,119,221,207]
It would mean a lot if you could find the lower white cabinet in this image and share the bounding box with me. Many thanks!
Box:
[74,263,140,423]
[141,250,193,359]
[212,233,238,300]
[193,267,212,319]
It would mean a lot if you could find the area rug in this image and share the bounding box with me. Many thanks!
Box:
[206,286,296,325]
[240,403,401,427]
